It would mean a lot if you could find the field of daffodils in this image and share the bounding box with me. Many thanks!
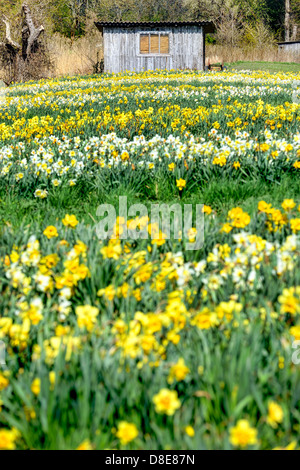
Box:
[0,69,300,450]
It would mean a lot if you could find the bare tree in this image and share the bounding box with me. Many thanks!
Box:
[290,0,300,40]
[216,0,244,46]
[285,0,291,41]
[0,2,51,84]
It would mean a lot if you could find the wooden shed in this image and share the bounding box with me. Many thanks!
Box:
[278,41,300,57]
[95,21,215,73]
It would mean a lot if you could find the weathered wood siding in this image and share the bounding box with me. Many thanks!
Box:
[103,25,204,73]
[278,43,300,55]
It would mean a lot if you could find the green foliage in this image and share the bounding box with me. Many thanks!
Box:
[49,0,86,38]
[205,34,216,44]
[1,0,299,44]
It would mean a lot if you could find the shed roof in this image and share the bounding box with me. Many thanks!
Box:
[95,21,215,34]
[277,41,300,45]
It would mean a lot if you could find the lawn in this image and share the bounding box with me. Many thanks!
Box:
[0,69,300,450]
[226,60,300,73]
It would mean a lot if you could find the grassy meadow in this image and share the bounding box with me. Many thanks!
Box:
[226,61,300,73]
[0,69,300,450]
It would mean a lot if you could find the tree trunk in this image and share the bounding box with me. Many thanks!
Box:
[285,0,291,42]
[0,3,45,84]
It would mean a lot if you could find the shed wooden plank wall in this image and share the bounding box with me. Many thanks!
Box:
[103,25,204,73]
[278,43,300,54]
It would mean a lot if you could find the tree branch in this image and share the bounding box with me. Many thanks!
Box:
[2,17,21,51]
[22,3,44,57]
